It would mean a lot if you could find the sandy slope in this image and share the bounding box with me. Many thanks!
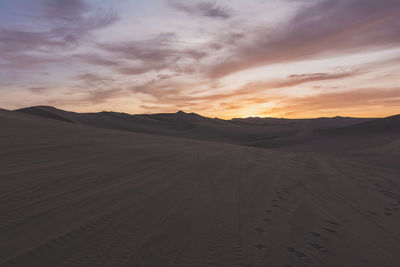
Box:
[1,110,400,266]
[16,106,373,147]
[253,115,400,152]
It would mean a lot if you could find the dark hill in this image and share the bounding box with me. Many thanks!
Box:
[14,106,394,150]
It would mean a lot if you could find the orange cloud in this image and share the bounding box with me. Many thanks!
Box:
[266,88,400,118]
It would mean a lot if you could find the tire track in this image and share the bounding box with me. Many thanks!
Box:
[203,149,243,267]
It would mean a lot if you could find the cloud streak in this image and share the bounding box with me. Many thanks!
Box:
[0,1,118,53]
[169,1,232,19]
[0,0,118,77]
[93,33,208,76]
[209,0,400,78]
[269,87,400,117]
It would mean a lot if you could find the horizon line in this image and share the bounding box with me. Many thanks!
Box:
[8,105,397,121]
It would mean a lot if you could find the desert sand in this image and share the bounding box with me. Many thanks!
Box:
[1,107,399,266]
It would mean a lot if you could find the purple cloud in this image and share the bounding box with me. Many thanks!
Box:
[0,0,119,73]
[169,1,232,19]
[93,33,207,76]
[209,0,400,78]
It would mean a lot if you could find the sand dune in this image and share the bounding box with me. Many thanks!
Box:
[16,106,376,147]
[1,108,399,266]
[252,115,400,153]
[327,114,400,134]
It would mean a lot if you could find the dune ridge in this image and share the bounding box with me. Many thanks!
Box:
[15,106,381,149]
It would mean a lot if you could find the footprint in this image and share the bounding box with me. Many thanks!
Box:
[264,218,271,222]
[310,231,322,237]
[384,212,392,216]
[285,247,296,253]
[272,204,279,208]
[295,251,307,258]
[285,247,307,258]
[283,191,289,194]
[323,227,338,235]
[381,190,396,199]
[255,227,264,233]
[266,209,272,213]
[326,220,340,226]
[255,244,266,249]
[309,242,326,252]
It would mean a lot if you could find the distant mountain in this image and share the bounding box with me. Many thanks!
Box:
[17,106,76,124]
[268,114,400,152]
[15,106,398,151]
[232,116,372,128]
[16,106,271,144]
[324,114,400,135]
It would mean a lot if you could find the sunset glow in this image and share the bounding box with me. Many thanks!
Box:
[1,0,399,118]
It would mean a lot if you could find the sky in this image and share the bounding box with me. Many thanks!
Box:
[0,0,399,119]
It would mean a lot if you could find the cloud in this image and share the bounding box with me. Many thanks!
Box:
[76,73,114,84]
[0,1,118,53]
[75,53,122,67]
[71,72,123,104]
[169,1,232,19]
[28,86,50,94]
[0,54,67,70]
[243,71,361,91]
[268,87,400,117]
[41,0,89,20]
[95,33,208,76]
[209,0,400,78]
[127,69,360,108]
[99,33,176,62]
[82,88,125,104]
[0,0,118,75]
